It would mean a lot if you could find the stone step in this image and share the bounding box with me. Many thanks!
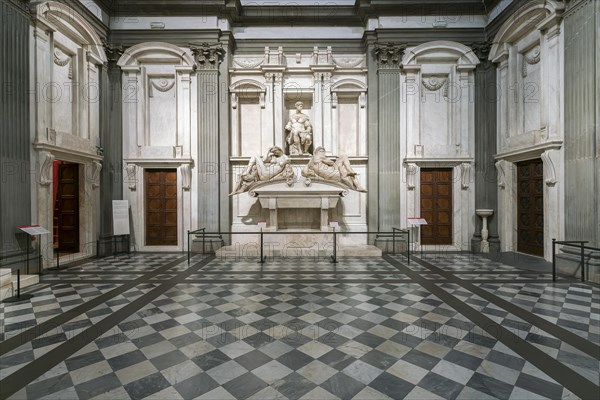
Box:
[215,244,382,258]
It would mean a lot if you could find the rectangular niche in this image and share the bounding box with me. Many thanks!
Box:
[278,209,320,230]
[239,94,262,156]
[283,94,313,154]
[52,44,76,135]
[337,94,359,156]
[521,45,541,135]
[148,76,177,147]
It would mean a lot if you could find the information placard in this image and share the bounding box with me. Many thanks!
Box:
[18,225,51,235]
[407,218,428,225]
[112,200,130,235]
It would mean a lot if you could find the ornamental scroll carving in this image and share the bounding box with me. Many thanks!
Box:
[126,164,137,190]
[181,164,192,190]
[374,43,406,69]
[460,163,471,190]
[406,163,418,190]
[190,42,225,70]
[495,161,506,189]
[541,150,558,186]
[39,152,55,186]
[90,161,102,189]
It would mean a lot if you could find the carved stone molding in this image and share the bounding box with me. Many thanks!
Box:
[470,41,492,61]
[374,42,406,69]
[264,46,285,66]
[495,160,506,189]
[190,42,225,70]
[149,77,175,96]
[126,164,137,190]
[460,163,471,190]
[181,164,192,190]
[406,163,418,190]
[233,57,264,69]
[90,161,102,189]
[39,152,55,186]
[521,46,541,77]
[422,76,448,97]
[312,46,333,66]
[333,56,364,68]
[540,150,558,186]
[53,48,72,79]
[102,41,124,65]
[231,93,237,109]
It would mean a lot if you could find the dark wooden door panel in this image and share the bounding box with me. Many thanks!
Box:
[421,169,453,245]
[58,163,79,252]
[145,169,178,246]
[517,159,544,256]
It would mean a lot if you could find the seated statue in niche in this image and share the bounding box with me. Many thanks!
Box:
[302,146,367,192]
[285,101,313,155]
[230,146,295,195]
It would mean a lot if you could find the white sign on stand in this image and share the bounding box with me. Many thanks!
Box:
[408,218,427,255]
[112,200,130,235]
[18,225,51,236]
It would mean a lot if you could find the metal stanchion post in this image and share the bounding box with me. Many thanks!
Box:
[407,229,411,265]
[259,228,266,264]
[187,230,190,264]
[2,269,33,303]
[552,238,556,282]
[331,227,338,264]
[581,244,585,282]
[393,228,396,255]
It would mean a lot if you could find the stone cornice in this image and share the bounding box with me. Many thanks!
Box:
[494,141,563,163]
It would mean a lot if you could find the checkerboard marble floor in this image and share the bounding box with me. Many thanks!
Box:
[1,253,598,399]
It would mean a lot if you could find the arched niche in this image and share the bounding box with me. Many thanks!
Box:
[35,1,107,64]
[229,79,268,157]
[330,79,368,156]
[402,40,479,66]
[117,42,195,68]
[489,0,564,63]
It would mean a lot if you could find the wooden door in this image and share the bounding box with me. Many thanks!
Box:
[57,163,79,252]
[145,169,178,246]
[420,169,453,245]
[517,159,544,256]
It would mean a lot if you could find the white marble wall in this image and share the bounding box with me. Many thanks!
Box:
[490,1,565,260]
[400,41,479,251]
[229,47,368,235]
[30,2,106,266]
[117,42,196,251]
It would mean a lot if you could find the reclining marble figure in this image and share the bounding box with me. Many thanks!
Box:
[302,146,367,192]
[230,146,295,195]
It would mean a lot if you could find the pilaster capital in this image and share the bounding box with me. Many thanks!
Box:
[190,42,226,70]
[373,42,406,69]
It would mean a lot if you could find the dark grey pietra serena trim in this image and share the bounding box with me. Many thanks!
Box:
[109,30,221,47]
[0,255,215,400]
[408,256,600,360]
[0,255,188,357]
[383,255,600,400]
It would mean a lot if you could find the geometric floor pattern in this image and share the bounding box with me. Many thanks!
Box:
[1,252,598,399]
